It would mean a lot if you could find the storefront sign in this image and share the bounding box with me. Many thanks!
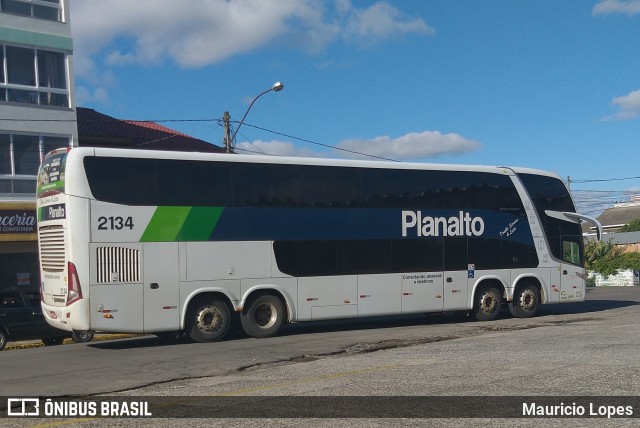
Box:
[0,210,37,234]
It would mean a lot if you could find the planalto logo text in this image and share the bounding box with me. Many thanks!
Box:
[402,210,485,237]
[49,205,65,219]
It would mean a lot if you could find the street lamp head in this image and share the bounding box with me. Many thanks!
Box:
[225,81,285,153]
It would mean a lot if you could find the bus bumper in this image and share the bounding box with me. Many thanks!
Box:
[41,299,91,332]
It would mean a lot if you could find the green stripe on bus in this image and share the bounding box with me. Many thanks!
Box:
[140,206,192,242]
[176,206,224,241]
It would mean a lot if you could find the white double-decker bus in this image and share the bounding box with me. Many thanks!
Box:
[36,147,601,342]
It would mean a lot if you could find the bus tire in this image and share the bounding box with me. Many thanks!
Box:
[71,330,94,343]
[240,294,284,338]
[0,329,7,351]
[473,285,502,321]
[187,299,231,343]
[509,284,540,318]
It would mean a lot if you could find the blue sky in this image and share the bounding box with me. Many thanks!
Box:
[70,0,640,215]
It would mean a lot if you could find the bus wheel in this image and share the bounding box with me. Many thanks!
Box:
[509,284,540,318]
[240,294,284,338]
[473,285,502,321]
[187,299,230,343]
[0,330,7,351]
[72,330,94,343]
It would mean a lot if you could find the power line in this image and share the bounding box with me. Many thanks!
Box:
[234,121,400,162]
[0,117,216,123]
[3,114,398,162]
[571,175,640,184]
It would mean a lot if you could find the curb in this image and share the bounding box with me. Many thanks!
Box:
[4,334,140,351]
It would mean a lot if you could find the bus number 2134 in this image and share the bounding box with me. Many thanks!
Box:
[97,216,134,230]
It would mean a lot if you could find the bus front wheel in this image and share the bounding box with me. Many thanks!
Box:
[187,299,230,343]
[240,294,284,338]
[509,284,540,318]
[473,285,502,321]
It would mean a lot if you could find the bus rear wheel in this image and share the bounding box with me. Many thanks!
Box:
[72,330,94,343]
[473,285,502,321]
[187,299,230,343]
[509,284,540,318]
[240,294,284,338]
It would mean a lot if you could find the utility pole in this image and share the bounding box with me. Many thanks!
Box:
[566,176,571,191]
[223,111,232,153]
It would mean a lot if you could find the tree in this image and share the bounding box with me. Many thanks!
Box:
[584,239,640,277]
[619,217,640,232]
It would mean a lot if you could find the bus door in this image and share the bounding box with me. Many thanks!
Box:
[143,243,180,332]
[559,238,584,302]
[442,271,468,310]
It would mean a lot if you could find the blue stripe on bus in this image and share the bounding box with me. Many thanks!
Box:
[207,207,534,244]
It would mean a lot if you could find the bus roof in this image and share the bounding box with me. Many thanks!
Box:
[64,146,562,181]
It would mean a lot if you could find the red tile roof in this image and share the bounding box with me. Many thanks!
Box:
[77,107,224,153]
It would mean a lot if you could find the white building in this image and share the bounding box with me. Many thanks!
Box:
[0,0,76,290]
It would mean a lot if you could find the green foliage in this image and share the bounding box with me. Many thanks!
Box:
[619,217,640,232]
[618,251,640,269]
[584,239,640,277]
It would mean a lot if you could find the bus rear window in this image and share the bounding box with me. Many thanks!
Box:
[84,157,158,205]
[37,150,68,198]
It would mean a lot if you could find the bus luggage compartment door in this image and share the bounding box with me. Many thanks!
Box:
[143,243,180,332]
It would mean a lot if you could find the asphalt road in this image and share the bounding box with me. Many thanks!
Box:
[1,286,639,427]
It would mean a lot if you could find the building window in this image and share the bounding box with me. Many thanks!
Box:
[0,0,62,22]
[0,45,69,107]
[13,134,39,175]
[0,133,70,195]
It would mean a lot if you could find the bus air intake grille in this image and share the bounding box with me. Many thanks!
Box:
[96,246,141,283]
[38,225,65,272]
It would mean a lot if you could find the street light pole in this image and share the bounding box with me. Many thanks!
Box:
[225,82,284,154]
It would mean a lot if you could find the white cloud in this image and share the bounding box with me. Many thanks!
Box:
[343,2,435,44]
[603,89,640,120]
[235,139,328,157]
[235,131,481,161]
[75,86,110,105]
[592,0,640,16]
[71,0,308,70]
[337,131,481,160]
[70,0,434,76]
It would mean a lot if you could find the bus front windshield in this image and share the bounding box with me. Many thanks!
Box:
[517,173,584,266]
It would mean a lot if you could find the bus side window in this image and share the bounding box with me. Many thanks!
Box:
[562,240,581,265]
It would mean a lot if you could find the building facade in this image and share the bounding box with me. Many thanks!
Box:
[0,0,76,290]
